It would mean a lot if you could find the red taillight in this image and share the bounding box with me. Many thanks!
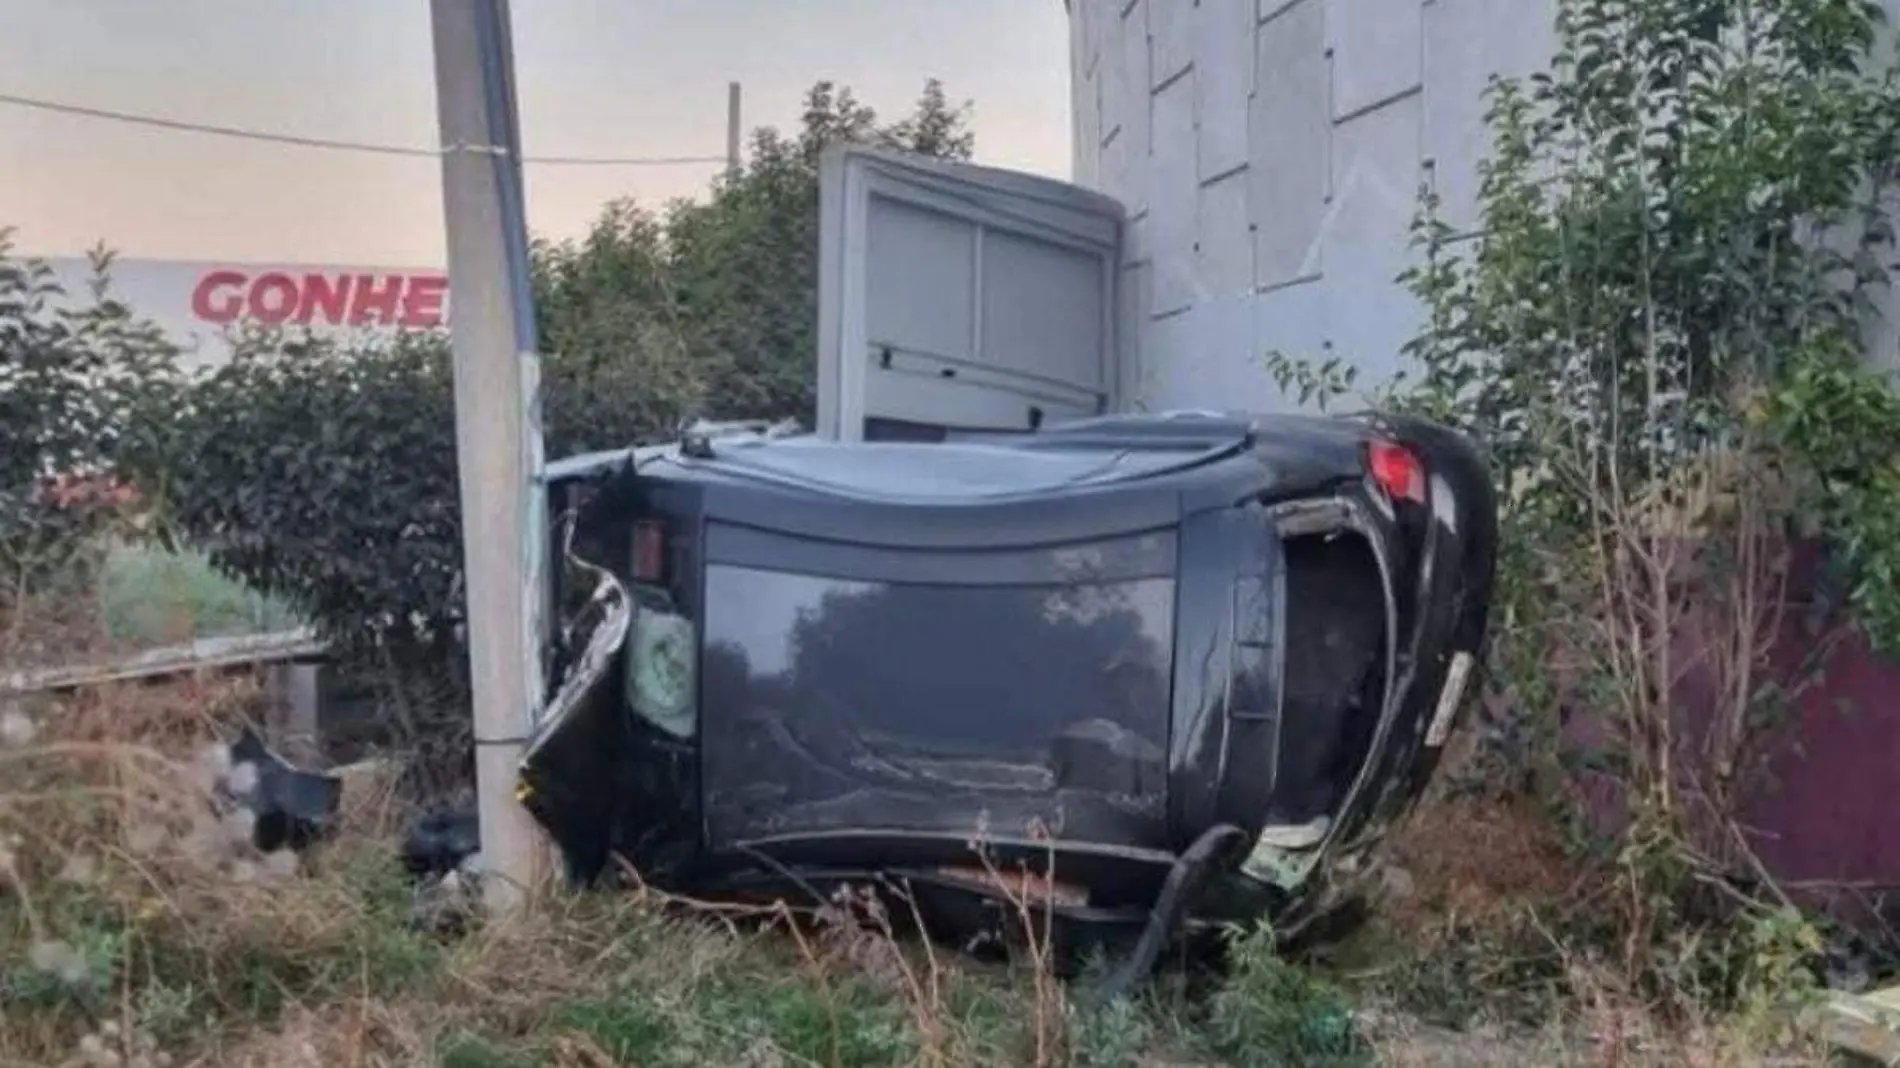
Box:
[1367,439,1427,505]
[632,519,666,582]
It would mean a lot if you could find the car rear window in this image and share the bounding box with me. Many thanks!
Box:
[697,531,1178,847]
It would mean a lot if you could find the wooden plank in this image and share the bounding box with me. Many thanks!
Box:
[1,628,327,695]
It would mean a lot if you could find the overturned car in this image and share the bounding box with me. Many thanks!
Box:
[520,410,1497,975]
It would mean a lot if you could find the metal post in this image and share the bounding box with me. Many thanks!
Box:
[726,81,743,180]
[429,0,549,914]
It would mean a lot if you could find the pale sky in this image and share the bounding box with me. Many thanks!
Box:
[0,0,1072,266]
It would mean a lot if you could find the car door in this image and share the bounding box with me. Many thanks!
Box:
[815,144,1132,441]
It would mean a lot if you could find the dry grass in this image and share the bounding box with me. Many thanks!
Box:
[0,638,1844,1067]
[0,674,1169,1067]
[1343,779,1836,1068]
[1380,791,1581,936]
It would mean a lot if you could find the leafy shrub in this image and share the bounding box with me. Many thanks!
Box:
[0,238,177,605]
[1396,0,1900,1014]
[149,320,696,770]
[1199,922,1367,1067]
[160,331,464,661]
[94,541,301,646]
[1268,0,1900,1018]
[112,79,975,730]
[530,199,709,454]
[0,78,977,781]
[668,79,974,423]
[1065,995,1157,1068]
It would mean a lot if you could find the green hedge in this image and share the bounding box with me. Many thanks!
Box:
[2,80,973,723]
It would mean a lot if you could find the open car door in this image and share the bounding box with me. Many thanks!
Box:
[816,144,1130,442]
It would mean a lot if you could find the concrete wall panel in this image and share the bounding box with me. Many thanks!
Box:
[1250,0,1328,289]
[1098,5,1132,144]
[1120,260,1152,403]
[1071,0,1098,82]
[1122,210,1152,268]
[1143,296,1260,411]
[1252,282,1326,413]
[1070,0,1900,410]
[1328,0,1424,120]
[979,229,1110,390]
[1197,0,1255,180]
[1422,0,1556,231]
[1151,0,1195,89]
[1322,92,1425,384]
[1118,0,1154,216]
[1150,72,1199,316]
[1196,166,1253,298]
[1074,70,1102,186]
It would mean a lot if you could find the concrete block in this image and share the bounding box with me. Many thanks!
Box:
[1197,0,1256,180]
[1329,0,1424,120]
[1254,277,1330,412]
[1323,92,1426,387]
[1075,68,1103,185]
[1102,126,1136,208]
[1197,166,1253,298]
[1098,9,1131,145]
[1150,72,1199,317]
[1082,0,1116,73]
[1422,0,1557,230]
[1119,0,1154,215]
[1120,261,1154,406]
[1146,296,1285,412]
[1122,200,1153,267]
[1151,0,1195,88]
[1250,0,1328,288]
[1071,0,1094,83]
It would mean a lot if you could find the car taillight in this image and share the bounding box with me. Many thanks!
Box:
[1367,439,1427,505]
[632,519,666,582]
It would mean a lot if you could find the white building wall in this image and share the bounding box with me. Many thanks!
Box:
[1070,0,1900,413]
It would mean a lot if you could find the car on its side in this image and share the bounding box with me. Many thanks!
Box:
[520,409,1498,983]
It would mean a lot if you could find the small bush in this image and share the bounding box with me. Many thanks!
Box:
[1199,922,1369,1067]
[1256,0,1900,1029]
[0,238,177,613]
[96,542,302,647]
[1066,995,1157,1068]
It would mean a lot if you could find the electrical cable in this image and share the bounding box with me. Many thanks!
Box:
[0,90,727,166]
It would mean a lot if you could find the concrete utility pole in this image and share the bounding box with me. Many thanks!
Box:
[429,0,549,913]
[726,81,743,180]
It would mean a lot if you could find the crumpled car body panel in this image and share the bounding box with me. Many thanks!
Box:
[519,410,1498,957]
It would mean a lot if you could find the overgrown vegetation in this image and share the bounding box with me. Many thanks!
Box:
[93,542,300,647]
[0,243,174,620]
[1264,0,1900,1049]
[0,78,978,760]
[2,76,1390,1068]
[9,3,1900,1060]
[0,677,1390,1067]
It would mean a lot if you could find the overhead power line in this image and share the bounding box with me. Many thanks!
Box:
[0,90,727,166]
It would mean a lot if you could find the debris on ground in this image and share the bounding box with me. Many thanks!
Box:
[1815,983,1900,1065]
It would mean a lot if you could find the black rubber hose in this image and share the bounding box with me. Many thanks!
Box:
[1085,822,1249,1004]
